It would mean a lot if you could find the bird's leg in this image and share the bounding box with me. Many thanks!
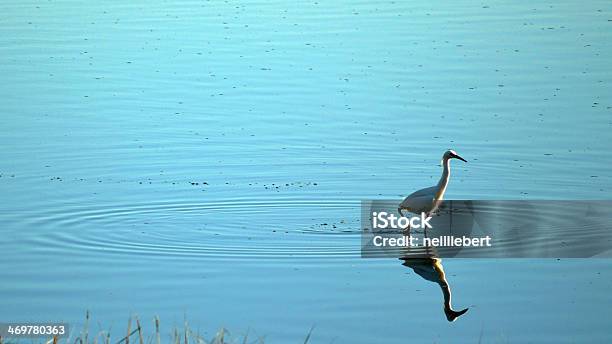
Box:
[398,208,411,237]
[403,222,411,237]
[424,212,430,239]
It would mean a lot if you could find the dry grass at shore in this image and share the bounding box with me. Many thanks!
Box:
[0,312,314,344]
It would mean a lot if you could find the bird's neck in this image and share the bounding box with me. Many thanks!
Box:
[436,158,451,198]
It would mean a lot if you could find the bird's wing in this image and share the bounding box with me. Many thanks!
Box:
[405,185,437,199]
[399,186,437,214]
[399,194,435,214]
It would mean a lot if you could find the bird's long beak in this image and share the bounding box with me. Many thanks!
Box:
[455,155,467,162]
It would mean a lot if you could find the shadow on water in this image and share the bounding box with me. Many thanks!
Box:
[400,257,469,322]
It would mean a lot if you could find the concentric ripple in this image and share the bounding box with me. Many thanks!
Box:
[14,198,363,259]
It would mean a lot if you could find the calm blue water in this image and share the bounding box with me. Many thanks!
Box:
[1,0,612,343]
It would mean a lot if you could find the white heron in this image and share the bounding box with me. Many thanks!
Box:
[398,150,467,228]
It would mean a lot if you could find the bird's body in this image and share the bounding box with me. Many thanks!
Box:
[398,150,466,221]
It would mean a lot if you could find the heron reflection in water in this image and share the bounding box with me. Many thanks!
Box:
[400,257,469,322]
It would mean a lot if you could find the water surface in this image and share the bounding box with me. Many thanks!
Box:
[1,0,612,342]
